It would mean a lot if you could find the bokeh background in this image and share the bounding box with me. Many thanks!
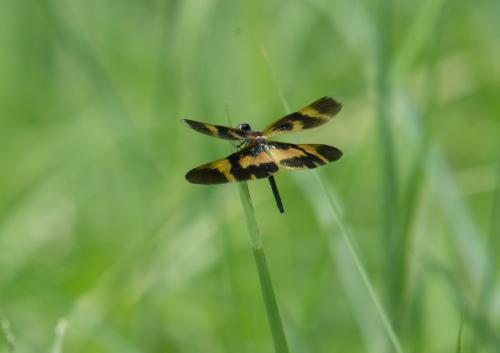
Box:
[1,0,499,352]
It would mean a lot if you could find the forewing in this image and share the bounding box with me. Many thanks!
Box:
[262,97,342,137]
[185,145,279,184]
[267,142,342,170]
[182,119,245,141]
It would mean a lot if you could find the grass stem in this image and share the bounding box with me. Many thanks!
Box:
[376,0,404,330]
[238,182,290,353]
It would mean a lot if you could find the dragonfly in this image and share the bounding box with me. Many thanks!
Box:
[183,96,343,214]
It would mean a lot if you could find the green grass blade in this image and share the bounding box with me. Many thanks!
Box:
[261,49,403,352]
[0,318,16,353]
[50,318,68,353]
[400,0,448,238]
[456,303,465,353]
[227,101,288,352]
[393,0,448,81]
[426,149,487,283]
[376,0,404,327]
[238,182,290,353]
[479,158,500,298]
[316,173,405,353]
[238,182,262,249]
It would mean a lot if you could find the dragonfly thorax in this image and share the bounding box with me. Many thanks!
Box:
[237,123,265,144]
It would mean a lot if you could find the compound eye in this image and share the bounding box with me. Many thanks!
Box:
[237,123,251,132]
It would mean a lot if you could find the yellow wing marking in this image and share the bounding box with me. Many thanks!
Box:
[298,144,329,163]
[239,150,274,169]
[206,124,218,135]
[299,106,325,120]
[214,159,236,182]
[262,97,342,137]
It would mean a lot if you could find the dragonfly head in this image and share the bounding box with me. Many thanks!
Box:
[236,123,252,133]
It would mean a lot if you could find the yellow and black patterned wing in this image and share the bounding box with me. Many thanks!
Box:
[262,97,342,137]
[186,145,279,184]
[182,119,246,141]
[267,142,342,170]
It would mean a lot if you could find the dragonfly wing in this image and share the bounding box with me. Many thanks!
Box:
[262,97,342,137]
[267,142,342,170]
[186,145,279,184]
[182,119,246,140]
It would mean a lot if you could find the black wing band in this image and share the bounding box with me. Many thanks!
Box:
[262,97,342,137]
[182,119,246,140]
[186,145,279,184]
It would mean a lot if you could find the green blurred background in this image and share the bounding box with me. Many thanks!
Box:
[1,0,499,352]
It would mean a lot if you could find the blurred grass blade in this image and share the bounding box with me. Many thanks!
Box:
[427,148,487,284]
[489,158,500,251]
[36,1,161,181]
[376,0,405,327]
[480,158,500,298]
[456,302,465,353]
[332,235,385,351]
[316,173,405,353]
[0,318,16,353]
[393,0,448,81]
[400,0,448,237]
[238,182,290,353]
[262,46,404,353]
[50,318,68,353]
[260,46,291,113]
